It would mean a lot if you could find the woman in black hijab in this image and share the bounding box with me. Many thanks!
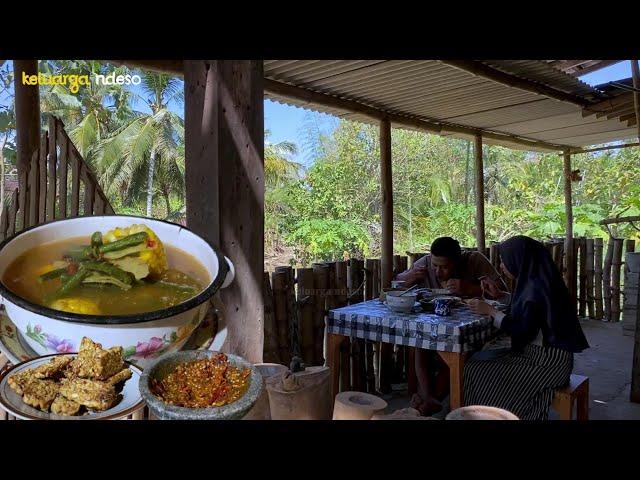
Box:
[465,235,589,420]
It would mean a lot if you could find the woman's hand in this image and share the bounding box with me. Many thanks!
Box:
[466,298,497,316]
[480,277,502,298]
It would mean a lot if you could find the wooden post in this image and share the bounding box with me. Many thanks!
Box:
[611,238,624,322]
[57,120,68,219]
[474,133,486,254]
[579,237,587,318]
[586,239,595,318]
[340,337,351,392]
[38,132,47,223]
[563,151,576,312]
[604,237,614,321]
[347,259,364,304]
[627,240,636,255]
[631,60,640,143]
[27,150,39,227]
[552,241,564,274]
[380,117,393,289]
[594,238,604,320]
[335,261,348,308]
[13,60,40,185]
[46,116,57,221]
[185,60,264,363]
[271,269,289,364]
[371,259,381,298]
[490,242,499,271]
[262,272,280,364]
[365,259,375,301]
[631,269,640,403]
[312,263,329,366]
[297,268,315,365]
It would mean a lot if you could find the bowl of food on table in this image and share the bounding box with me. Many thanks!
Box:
[384,290,419,313]
[0,216,235,370]
[139,350,263,420]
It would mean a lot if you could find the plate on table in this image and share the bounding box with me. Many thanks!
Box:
[432,296,462,304]
[0,353,144,420]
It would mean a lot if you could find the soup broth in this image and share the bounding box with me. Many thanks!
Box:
[2,236,211,316]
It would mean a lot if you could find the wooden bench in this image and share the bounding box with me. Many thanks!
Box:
[551,374,589,420]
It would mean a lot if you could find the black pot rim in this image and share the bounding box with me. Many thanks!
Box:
[0,215,229,325]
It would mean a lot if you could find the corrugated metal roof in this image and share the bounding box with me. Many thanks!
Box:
[264,60,636,151]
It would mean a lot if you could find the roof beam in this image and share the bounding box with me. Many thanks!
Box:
[105,60,184,76]
[264,78,567,152]
[571,142,640,154]
[440,60,593,108]
[568,60,620,76]
[583,92,634,117]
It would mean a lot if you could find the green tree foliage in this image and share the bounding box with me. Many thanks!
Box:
[265,120,640,266]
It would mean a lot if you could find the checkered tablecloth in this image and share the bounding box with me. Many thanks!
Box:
[327,300,496,353]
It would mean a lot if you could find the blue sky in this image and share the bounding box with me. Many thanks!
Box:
[578,61,631,86]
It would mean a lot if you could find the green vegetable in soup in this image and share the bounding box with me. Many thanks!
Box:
[56,266,89,296]
[81,261,134,286]
[99,232,148,254]
[82,273,133,290]
[37,267,67,283]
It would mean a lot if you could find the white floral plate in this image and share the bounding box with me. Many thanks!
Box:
[0,306,217,367]
[0,353,144,420]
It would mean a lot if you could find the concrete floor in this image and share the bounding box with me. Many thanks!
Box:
[384,319,640,420]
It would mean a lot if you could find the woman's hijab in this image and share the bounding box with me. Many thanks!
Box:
[499,236,589,353]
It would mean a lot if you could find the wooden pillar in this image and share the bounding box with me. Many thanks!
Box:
[563,151,576,311]
[631,60,640,143]
[632,269,640,403]
[474,133,485,254]
[13,60,40,185]
[380,117,393,289]
[184,60,264,363]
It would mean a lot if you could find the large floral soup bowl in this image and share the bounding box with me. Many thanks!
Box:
[0,215,235,370]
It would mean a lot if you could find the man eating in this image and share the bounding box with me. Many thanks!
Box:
[394,236,507,415]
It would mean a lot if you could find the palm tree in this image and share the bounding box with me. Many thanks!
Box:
[39,60,134,165]
[96,72,184,217]
[264,129,301,187]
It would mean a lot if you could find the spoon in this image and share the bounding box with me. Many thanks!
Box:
[398,284,420,296]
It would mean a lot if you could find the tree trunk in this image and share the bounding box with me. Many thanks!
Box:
[0,135,6,214]
[146,147,156,217]
[163,189,171,219]
[408,195,413,252]
[464,140,471,205]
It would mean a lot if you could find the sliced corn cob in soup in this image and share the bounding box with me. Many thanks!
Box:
[2,224,210,315]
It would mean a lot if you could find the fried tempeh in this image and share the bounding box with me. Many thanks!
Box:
[22,379,60,411]
[7,370,36,396]
[59,378,117,411]
[105,367,132,386]
[51,395,82,416]
[32,355,74,379]
[72,337,124,380]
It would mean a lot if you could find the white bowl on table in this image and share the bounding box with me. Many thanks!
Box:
[385,291,418,313]
[0,215,235,370]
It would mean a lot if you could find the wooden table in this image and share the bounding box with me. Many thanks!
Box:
[326,300,495,410]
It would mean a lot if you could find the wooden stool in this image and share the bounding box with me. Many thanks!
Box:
[552,374,589,420]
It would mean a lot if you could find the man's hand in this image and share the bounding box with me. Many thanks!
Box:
[466,298,497,316]
[444,278,462,294]
[402,265,428,286]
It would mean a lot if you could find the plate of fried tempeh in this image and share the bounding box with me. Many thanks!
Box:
[0,337,143,420]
